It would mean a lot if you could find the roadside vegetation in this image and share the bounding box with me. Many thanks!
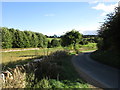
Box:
[90,7,120,69]
[26,51,89,88]
[91,50,119,68]
[2,51,89,88]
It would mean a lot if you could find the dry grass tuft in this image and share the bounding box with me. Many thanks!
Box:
[2,66,26,88]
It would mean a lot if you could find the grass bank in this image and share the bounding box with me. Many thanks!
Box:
[90,50,119,69]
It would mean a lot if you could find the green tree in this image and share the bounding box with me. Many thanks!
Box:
[51,39,60,47]
[8,28,17,48]
[98,7,120,51]
[22,31,30,48]
[42,36,48,48]
[36,33,45,48]
[61,29,82,47]
[61,30,82,53]
[24,31,33,47]
[79,39,88,45]
[1,27,13,48]
[14,30,25,48]
[31,33,38,47]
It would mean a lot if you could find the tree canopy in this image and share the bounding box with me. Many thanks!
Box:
[1,27,48,48]
[61,29,83,47]
[97,7,120,52]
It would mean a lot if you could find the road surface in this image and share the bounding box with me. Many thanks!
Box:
[72,52,120,88]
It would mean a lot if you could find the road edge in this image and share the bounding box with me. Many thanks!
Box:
[71,54,107,89]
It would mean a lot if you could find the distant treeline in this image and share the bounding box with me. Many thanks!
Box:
[0,27,99,49]
[1,27,48,49]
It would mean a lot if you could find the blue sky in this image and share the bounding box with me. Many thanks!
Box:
[2,1,118,35]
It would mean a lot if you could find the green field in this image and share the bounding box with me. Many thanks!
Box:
[47,38,60,41]
[1,43,97,65]
[1,47,63,64]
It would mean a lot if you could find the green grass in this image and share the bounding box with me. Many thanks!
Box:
[33,78,88,88]
[90,50,119,69]
[2,43,97,65]
[47,38,60,41]
[63,43,97,54]
[1,47,63,64]
[81,43,97,50]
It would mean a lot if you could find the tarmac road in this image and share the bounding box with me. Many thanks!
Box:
[72,52,120,89]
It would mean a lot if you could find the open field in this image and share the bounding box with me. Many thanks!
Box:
[1,47,63,64]
[1,43,97,65]
[47,38,60,41]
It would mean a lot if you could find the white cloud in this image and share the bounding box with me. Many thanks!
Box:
[92,3,118,16]
[44,14,55,17]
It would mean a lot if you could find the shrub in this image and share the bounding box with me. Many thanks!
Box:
[51,39,60,48]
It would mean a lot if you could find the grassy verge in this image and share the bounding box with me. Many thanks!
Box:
[90,50,119,69]
[26,51,89,88]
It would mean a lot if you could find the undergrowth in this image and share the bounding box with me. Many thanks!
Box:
[90,50,119,69]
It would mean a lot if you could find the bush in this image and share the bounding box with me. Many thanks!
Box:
[50,39,61,48]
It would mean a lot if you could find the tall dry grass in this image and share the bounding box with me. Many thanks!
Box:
[2,66,26,88]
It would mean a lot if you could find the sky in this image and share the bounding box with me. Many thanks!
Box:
[1,0,119,36]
